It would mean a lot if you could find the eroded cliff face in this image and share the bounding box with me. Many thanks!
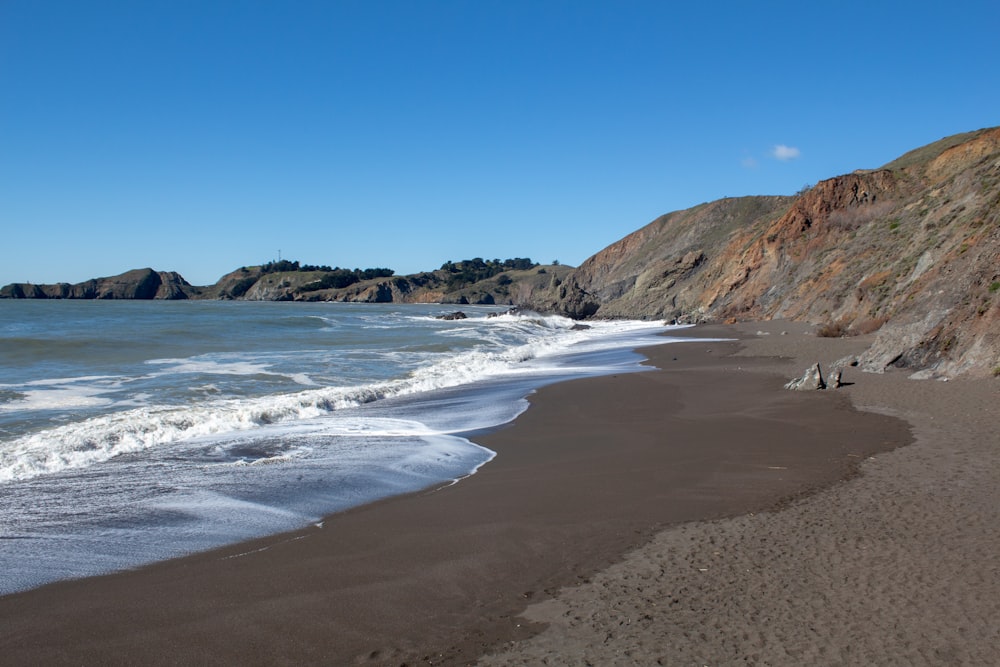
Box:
[529,196,795,320]
[529,127,1000,378]
[0,269,194,300]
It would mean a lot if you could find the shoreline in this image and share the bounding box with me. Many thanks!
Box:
[0,324,918,665]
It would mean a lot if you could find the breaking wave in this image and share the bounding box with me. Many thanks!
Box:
[0,312,668,482]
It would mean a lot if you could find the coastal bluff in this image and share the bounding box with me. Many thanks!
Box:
[525,126,1000,378]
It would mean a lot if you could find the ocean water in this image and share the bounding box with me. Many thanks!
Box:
[0,300,688,594]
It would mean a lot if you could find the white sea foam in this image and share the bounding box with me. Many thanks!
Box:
[0,387,113,412]
[0,380,468,481]
[146,357,277,376]
[2,374,124,388]
[0,376,126,412]
[0,313,673,483]
[147,356,319,386]
[223,442,313,466]
[289,373,318,386]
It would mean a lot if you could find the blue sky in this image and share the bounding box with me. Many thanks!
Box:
[2,1,998,286]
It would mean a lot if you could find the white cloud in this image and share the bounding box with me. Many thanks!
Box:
[741,156,759,169]
[771,144,801,161]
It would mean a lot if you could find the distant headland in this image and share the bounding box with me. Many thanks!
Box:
[0,258,569,308]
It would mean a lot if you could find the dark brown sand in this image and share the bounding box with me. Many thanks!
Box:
[0,325,915,665]
[482,322,1000,666]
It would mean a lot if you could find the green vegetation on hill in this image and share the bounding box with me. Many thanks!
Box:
[255,260,395,291]
[257,259,394,278]
[439,257,537,288]
[296,267,396,293]
[196,256,562,305]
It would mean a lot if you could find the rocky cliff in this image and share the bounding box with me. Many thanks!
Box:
[527,127,1000,378]
[0,268,194,300]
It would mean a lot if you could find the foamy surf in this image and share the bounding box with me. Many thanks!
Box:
[0,309,669,483]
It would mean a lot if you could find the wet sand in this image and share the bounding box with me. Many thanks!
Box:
[0,325,923,665]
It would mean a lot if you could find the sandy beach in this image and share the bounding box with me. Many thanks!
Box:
[482,322,1000,666]
[2,323,996,665]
